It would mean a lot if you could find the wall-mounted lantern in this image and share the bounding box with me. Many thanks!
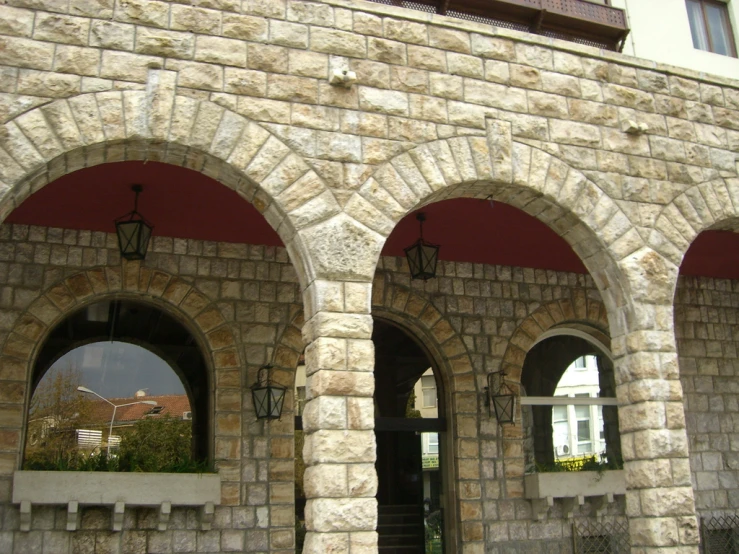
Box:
[251,364,286,420]
[115,184,153,261]
[404,212,439,281]
[486,370,517,425]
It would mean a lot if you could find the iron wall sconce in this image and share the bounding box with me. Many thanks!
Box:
[115,184,153,261]
[251,364,286,420]
[404,212,439,281]
[486,370,517,425]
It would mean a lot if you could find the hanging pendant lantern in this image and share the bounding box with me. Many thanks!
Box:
[251,364,286,420]
[115,185,153,261]
[487,370,517,425]
[404,212,440,281]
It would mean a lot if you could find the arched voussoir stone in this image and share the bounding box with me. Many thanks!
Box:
[8,263,242,382]
[652,177,739,267]
[353,130,641,323]
[501,297,609,389]
[0,76,336,290]
[371,278,476,396]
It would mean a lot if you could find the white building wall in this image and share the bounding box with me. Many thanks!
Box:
[613,0,739,80]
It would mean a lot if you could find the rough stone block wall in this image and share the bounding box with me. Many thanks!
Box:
[374,257,626,553]
[0,223,303,553]
[0,222,635,552]
[676,276,739,518]
[1,0,739,551]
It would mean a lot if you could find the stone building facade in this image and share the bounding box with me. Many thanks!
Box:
[0,0,738,553]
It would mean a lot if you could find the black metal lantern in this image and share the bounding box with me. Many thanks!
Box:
[115,185,153,261]
[487,371,517,425]
[251,364,286,420]
[404,212,439,281]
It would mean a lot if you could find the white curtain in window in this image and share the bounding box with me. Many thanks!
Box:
[687,0,710,50]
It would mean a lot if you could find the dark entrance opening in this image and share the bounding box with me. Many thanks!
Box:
[373,318,446,554]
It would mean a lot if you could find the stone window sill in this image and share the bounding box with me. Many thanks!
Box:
[524,470,625,519]
[12,470,221,532]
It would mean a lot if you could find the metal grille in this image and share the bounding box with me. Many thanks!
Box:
[541,29,612,50]
[364,0,623,51]
[446,10,531,33]
[573,520,630,554]
[367,0,437,13]
[702,515,739,554]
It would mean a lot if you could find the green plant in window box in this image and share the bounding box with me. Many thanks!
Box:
[535,454,623,474]
[24,416,211,473]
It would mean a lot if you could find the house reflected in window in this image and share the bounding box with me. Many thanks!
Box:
[26,341,192,468]
[551,355,606,461]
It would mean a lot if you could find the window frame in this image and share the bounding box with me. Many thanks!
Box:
[686,0,738,57]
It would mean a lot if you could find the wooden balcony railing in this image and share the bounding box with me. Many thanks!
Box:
[368,0,630,51]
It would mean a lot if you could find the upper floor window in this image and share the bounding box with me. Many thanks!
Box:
[686,0,738,57]
[421,375,437,408]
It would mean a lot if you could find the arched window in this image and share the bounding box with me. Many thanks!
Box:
[521,331,622,471]
[25,299,211,469]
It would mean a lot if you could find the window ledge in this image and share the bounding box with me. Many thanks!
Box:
[12,470,221,532]
[524,470,624,519]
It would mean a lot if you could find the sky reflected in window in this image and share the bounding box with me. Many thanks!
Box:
[45,341,185,398]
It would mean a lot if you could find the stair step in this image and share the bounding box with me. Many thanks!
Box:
[378,536,425,548]
[378,523,421,533]
[378,504,419,514]
[378,513,423,524]
[377,504,425,552]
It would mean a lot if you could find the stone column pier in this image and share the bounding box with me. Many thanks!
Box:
[300,279,379,554]
[616,251,699,553]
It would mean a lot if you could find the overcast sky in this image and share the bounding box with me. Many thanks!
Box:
[43,341,186,399]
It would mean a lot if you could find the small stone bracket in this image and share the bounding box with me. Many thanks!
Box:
[67,501,81,531]
[158,502,172,531]
[561,495,584,519]
[622,119,649,135]
[531,496,553,520]
[329,69,357,88]
[112,502,125,532]
[201,501,215,531]
[13,471,221,532]
[591,493,614,520]
[19,500,31,532]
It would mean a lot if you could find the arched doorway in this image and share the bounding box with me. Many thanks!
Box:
[373,318,447,553]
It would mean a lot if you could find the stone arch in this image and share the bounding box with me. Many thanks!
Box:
[0,73,338,289]
[0,262,244,501]
[372,278,475,399]
[501,296,614,475]
[652,176,739,269]
[501,295,610,384]
[344,126,639,335]
[272,310,306,386]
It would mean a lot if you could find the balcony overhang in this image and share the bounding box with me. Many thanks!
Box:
[371,0,630,51]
